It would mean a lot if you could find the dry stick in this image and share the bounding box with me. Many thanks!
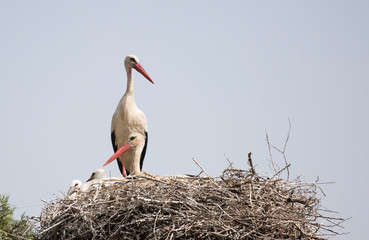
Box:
[283,118,292,181]
[273,163,291,178]
[224,153,233,167]
[265,132,278,173]
[268,141,290,180]
[265,119,291,181]
[248,152,256,174]
[192,157,215,181]
[284,118,292,153]
[38,216,71,236]
[153,209,161,240]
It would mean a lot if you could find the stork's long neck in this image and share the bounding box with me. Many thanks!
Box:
[130,144,144,175]
[125,67,134,96]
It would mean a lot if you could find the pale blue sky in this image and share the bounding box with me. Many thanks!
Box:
[1,1,368,238]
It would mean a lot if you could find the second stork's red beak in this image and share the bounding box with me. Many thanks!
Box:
[133,63,154,84]
[103,143,131,178]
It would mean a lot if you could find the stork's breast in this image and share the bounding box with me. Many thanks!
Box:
[113,107,147,138]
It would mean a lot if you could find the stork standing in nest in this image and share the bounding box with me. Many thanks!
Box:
[110,55,154,177]
[104,132,146,177]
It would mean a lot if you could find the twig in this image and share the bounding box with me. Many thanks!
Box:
[265,119,291,181]
[38,217,71,235]
[247,152,256,174]
[284,118,292,153]
[153,209,161,240]
[224,153,233,168]
[265,132,277,173]
[192,158,215,181]
[273,164,291,178]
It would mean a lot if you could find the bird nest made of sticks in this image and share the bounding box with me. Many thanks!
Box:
[37,161,345,240]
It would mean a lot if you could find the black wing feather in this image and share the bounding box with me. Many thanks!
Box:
[111,130,125,175]
[140,131,148,171]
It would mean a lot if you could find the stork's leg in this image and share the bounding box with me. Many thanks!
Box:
[121,157,127,178]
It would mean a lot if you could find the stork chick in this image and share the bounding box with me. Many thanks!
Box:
[67,179,82,198]
[79,169,107,192]
[86,169,107,182]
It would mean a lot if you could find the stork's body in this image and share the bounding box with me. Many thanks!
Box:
[111,55,153,176]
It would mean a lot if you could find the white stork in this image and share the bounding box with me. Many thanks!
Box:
[67,169,125,198]
[104,132,146,177]
[110,55,154,177]
[67,179,82,197]
[86,168,107,182]
[67,169,108,196]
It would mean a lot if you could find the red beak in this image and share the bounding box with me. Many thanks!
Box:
[103,143,131,177]
[133,63,154,84]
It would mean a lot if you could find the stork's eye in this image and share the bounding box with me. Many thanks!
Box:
[74,183,79,187]
[130,57,136,63]
[130,136,137,141]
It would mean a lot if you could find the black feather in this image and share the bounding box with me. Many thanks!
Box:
[111,130,124,175]
[86,172,95,182]
[140,131,148,171]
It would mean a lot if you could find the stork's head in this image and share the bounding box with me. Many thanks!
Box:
[103,133,146,168]
[86,169,107,182]
[67,179,82,196]
[125,133,146,149]
[69,179,82,189]
[124,55,154,84]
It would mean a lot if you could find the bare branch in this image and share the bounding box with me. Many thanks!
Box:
[192,157,215,181]
[247,152,256,174]
[265,119,291,181]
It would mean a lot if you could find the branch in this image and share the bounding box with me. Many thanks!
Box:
[248,152,256,174]
[192,157,215,181]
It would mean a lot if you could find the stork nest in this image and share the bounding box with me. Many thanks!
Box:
[37,161,345,240]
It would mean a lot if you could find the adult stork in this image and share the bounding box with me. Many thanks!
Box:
[110,55,154,177]
[104,132,146,177]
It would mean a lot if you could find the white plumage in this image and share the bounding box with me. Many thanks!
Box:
[79,169,107,192]
[67,179,82,198]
